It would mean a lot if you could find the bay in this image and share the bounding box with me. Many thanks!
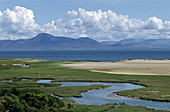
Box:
[0,50,170,62]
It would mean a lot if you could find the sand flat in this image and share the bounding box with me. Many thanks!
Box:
[62,59,170,76]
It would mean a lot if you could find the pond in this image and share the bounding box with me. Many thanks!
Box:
[37,80,170,111]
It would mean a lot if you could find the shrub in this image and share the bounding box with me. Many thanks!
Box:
[48,96,65,108]
[3,94,24,112]
[2,88,65,111]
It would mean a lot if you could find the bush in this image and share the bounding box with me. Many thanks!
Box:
[48,96,65,108]
[2,88,65,111]
[20,92,49,109]
[3,94,25,112]
[0,89,9,96]
[10,87,20,96]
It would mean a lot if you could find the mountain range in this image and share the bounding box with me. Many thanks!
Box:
[0,33,170,51]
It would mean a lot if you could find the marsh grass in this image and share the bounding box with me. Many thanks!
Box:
[44,85,111,97]
[0,58,170,112]
[111,105,168,112]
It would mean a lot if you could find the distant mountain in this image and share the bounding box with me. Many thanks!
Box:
[0,33,111,51]
[112,38,170,49]
[1,33,170,51]
[100,41,118,45]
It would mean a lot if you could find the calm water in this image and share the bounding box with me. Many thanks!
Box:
[1,50,170,62]
[37,80,170,111]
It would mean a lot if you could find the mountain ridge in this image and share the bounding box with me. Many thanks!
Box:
[0,33,111,50]
[1,33,170,50]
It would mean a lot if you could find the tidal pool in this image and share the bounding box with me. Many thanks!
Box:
[37,80,170,111]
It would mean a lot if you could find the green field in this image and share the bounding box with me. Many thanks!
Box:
[0,58,169,112]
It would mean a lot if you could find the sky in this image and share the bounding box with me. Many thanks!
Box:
[0,0,170,41]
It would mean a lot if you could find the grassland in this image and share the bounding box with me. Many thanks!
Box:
[0,58,170,112]
[111,105,168,112]
[43,84,111,97]
[61,99,168,112]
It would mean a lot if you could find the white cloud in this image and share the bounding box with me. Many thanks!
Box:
[0,6,170,41]
[143,17,164,29]
[67,10,78,17]
[0,6,42,40]
[42,18,65,36]
[0,11,2,16]
[64,9,170,40]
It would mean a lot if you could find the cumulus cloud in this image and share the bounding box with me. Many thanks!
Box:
[64,8,170,40]
[0,6,42,40]
[67,10,78,17]
[42,19,66,36]
[0,6,170,41]
[144,17,164,29]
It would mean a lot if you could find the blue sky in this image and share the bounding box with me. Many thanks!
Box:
[1,0,169,25]
[0,0,170,41]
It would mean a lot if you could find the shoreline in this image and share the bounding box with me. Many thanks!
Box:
[107,94,121,99]
[115,92,170,103]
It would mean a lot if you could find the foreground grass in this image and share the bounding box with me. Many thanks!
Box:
[111,105,168,112]
[61,99,166,112]
[61,99,117,112]
[0,58,170,112]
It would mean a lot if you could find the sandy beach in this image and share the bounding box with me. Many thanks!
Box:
[62,59,170,76]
